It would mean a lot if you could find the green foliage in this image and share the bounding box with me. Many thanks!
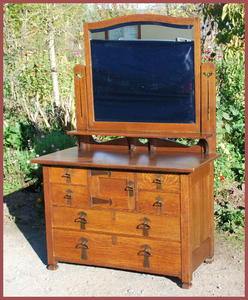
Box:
[215,204,244,234]
[33,130,76,156]
[4,148,36,195]
[215,49,244,183]
[4,121,23,149]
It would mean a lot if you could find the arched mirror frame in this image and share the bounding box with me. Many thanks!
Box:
[83,14,201,134]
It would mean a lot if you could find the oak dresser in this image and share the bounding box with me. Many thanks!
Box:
[32,14,219,289]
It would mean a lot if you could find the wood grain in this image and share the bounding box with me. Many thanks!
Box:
[49,167,87,185]
[137,191,180,216]
[180,174,192,285]
[52,206,181,241]
[43,167,56,266]
[90,174,135,210]
[53,229,181,275]
[31,147,219,173]
[51,183,89,208]
[137,173,179,193]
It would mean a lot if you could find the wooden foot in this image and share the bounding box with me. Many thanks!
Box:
[181,282,192,289]
[204,257,214,264]
[47,264,58,270]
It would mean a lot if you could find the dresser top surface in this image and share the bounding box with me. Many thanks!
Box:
[32,147,219,173]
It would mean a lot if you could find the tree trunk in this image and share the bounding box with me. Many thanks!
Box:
[48,30,60,107]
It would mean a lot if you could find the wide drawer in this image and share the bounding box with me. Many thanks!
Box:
[53,229,181,276]
[52,207,180,241]
[50,183,89,208]
[137,191,180,216]
[137,173,179,193]
[49,167,87,185]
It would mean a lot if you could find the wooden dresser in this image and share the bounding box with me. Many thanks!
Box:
[32,14,219,289]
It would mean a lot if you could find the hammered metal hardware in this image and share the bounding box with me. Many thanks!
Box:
[136,217,151,237]
[90,170,111,177]
[92,197,112,205]
[74,211,87,230]
[137,244,152,268]
[153,195,164,212]
[152,175,162,190]
[61,168,71,183]
[75,237,88,260]
[125,181,134,197]
[64,189,73,205]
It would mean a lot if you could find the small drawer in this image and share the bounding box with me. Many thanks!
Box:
[51,184,88,208]
[53,229,181,276]
[137,191,180,216]
[52,207,180,241]
[137,173,179,193]
[49,167,87,185]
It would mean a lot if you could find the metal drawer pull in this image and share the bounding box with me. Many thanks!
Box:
[64,189,73,205]
[136,217,151,237]
[61,168,71,183]
[137,244,152,268]
[152,176,162,190]
[153,200,162,207]
[92,197,112,205]
[152,178,161,184]
[75,237,88,260]
[152,196,164,211]
[74,211,87,230]
[125,181,134,197]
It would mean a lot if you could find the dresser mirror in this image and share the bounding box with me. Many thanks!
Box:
[84,16,201,132]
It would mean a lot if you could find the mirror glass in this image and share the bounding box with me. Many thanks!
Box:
[90,22,195,123]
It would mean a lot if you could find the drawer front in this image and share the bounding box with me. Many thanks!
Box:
[137,191,180,216]
[53,229,181,276]
[89,171,135,210]
[51,184,88,208]
[137,173,179,193]
[49,167,87,185]
[52,207,180,241]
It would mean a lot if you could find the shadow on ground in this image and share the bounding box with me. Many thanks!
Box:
[4,187,47,265]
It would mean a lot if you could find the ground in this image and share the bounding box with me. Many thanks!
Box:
[3,190,245,297]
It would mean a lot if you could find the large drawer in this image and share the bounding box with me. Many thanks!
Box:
[50,183,89,208]
[137,173,179,193]
[52,207,180,241]
[49,167,87,185]
[53,229,181,276]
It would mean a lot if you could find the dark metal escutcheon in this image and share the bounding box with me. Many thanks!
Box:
[61,168,71,183]
[137,244,152,268]
[90,170,111,176]
[75,237,88,260]
[92,197,112,205]
[64,189,73,205]
[136,217,151,237]
[152,175,162,190]
[74,211,87,230]
[125,181,134,197]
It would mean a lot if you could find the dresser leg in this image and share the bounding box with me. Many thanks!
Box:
[181,282,192,289]
[204,257,214,264]
[47,263,59,270]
